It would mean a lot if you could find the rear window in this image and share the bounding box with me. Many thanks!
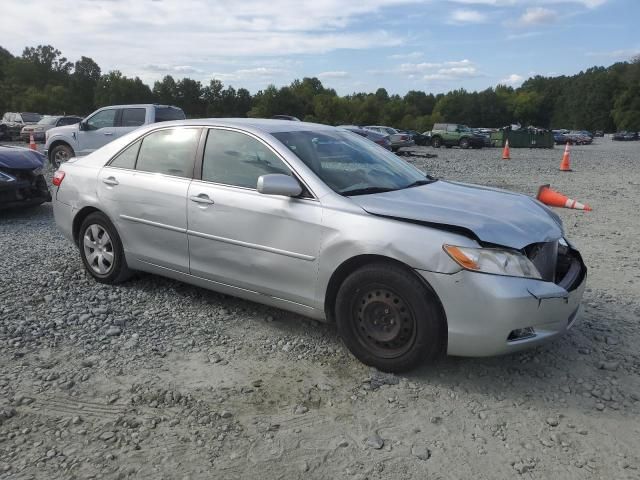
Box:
[58,117,82,126]
[154,106,186,122]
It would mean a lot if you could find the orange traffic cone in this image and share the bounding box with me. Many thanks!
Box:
[537,184,591,211]
[502,139,510,160]
[29,133,37,151]
[559,142,571,171]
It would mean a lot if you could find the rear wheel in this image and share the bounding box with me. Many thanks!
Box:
[431,136,442,148]
[335,263,445,372]
[79,212,132,284]
[50,144,75,169]
[459,137,470,149]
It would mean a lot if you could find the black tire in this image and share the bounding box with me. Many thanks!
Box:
[431,136,442,148]
[78,212,132,284]
[459,137,470,149]
[50,144,75,169]
[335,262,445,372]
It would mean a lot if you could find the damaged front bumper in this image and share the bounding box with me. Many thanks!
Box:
[0,169,52,209]
[418,247,587,357]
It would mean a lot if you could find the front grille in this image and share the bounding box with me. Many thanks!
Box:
[525,241,558,282]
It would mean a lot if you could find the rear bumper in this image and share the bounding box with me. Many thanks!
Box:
[52,198,75,243]
[20,132,45,142]
[391,140,415,149]
[417,259,587,357]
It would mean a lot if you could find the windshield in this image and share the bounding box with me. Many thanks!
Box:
[272,129,431,196]
[22,113,41,122]
[37,116,59,125]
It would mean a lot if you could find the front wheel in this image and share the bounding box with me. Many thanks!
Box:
[459,137,470,149]
[431,136,442,148]
[79,212,132,284]
[50,144,75,169]
[335,263,445,372]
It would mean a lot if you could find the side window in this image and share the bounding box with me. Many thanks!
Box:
[109,140,141,169]
[86,109,117,130]
[446,124,457,132]
[121,108,146,127]
[58,117,80,127]
[202,129,291,189]
[136,128,200,178]
[15,114,22,123]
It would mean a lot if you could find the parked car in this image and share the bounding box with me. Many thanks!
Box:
[0,112,42,140]
[52,119,587,372]
[471,128,492,147]
[594,130,604,137]
[0,145,51,209]
[398,130,430,146]
[430,123,485,149]
[612,131,639,141]
[364,126,414,152]
[44,104,185,168]
[20,115,83,142]
[338,125,392,150]
[569,132,593,145]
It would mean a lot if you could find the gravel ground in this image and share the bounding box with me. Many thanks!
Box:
[1,138,639,479]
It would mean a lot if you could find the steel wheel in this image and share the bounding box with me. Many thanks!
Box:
[352,287,417,359]
[83,224,114,275]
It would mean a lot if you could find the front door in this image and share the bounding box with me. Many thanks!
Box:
[97,127,201,273]
[187,128,323,307]
[78,108,119,156]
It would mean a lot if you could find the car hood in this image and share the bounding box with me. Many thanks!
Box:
[350,180,563,250]
[48,124,78,136]
[0,146,46,169]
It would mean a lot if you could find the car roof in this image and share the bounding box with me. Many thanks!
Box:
[141,118,337,134]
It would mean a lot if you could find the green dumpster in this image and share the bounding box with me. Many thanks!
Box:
[491,130,554,148]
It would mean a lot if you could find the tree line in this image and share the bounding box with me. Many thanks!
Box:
[1,45,639,132]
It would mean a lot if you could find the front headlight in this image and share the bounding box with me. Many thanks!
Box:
[34,126,44,132]
[443,244,542,279]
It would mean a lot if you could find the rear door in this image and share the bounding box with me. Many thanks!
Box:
[97,126,201,273]
[117,107,147,137]
[77,108,119,155]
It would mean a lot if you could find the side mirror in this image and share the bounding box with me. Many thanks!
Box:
[257,174,302,197]
[79,121,88,131]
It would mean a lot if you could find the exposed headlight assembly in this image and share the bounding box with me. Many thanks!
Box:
[0,171,16,183]
[443,244,542,280]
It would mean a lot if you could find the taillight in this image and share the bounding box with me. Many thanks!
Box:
[52,171,65,187]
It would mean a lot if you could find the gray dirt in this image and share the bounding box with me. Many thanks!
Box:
[1,138,639,479]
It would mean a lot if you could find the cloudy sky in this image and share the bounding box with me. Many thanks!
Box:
[1,0,636,95]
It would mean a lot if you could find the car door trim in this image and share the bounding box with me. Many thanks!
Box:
[120,214,186,233]
[187,229,316,261]
[134,258,317,311]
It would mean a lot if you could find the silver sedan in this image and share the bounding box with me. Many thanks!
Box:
[52,119,587,372]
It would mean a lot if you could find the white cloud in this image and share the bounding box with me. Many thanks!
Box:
[450,0,606,7]
[210,67,287,82]
[586,48,640,59]
[499,73,524,85]
[317,71,350,79]
[0,0,416,83]
[450,9,487,24]
[519,7,556,25]
[389,51,423,60]
[400,59,473,74]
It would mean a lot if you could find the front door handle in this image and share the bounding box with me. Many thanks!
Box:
[103,132,113,136]
[190,194,214,205]
[102,176,119,186]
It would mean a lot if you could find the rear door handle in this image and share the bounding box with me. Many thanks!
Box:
[190,194,214,205]
[103,132,113,136]
[102,176,119,186]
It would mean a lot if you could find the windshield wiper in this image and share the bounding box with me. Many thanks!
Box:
[404,177,438,189]
[340,186,398,197]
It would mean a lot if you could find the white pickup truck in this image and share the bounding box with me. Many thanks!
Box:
[44,104,185,167]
